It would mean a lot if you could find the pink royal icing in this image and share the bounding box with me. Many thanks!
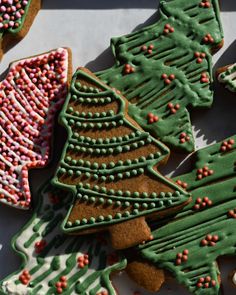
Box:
[0,48,69,209]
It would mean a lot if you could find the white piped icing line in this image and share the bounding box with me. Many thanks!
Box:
[0,48,69,209]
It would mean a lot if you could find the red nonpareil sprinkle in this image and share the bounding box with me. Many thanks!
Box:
[19,270,31,285]
[201,239,208,246]
[201,234,219,246]
[56,287,63,294]
[193,197,212,211]
[77,254,90,268]
[123,64,135,75]
[165,79,171,85]
[220,139,235,152]
[168,102,180,114]
[163,24,174,34]
[228,209,236,218]
[197,58,203,64]
[147,113,159,124]
[179,132,190,144]
[162,73,168,79]
[203,33,214,44]
[197,166,213,180]
[196,276,216,289]
[168,102,174,109]
[60,276,67,282]
[141,45,147,51]
[55,276,68,293]
[176,179,188,189]
[175,249,189,265]
[200,1,211,8]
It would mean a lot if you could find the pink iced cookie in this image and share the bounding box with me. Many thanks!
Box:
[0,47,72,209]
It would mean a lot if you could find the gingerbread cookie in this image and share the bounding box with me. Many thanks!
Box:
[217,63,236,93]
[0,181,126,295]
[126,135,236,294]
[0,0,41,60]
[0,48,72,209]
[52,67,190,250]
[97,0,223,153]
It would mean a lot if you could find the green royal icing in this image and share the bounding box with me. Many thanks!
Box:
[0,182,126,295]
[52,68,190,235]
[0,0,35,40]
[137,135,236,295]
[218,63,236,93]
[96,0,223,153]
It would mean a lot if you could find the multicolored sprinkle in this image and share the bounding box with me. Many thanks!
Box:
[0,48,70,209]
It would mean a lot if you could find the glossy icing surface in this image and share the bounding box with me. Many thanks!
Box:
[218,63,236,93]
[0,48,69,209]
[97,0,223,152]
[0,181,126,295]
[139,136,236,294]
[52,68,190,235]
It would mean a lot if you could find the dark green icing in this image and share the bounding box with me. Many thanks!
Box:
[0,181,126,295]
[52,68,190,235]
[138,136,236,294]
[96,0,223,152]
[218,63,236,93]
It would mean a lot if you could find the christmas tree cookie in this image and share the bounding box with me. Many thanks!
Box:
[97,0,223,153]
[0,181,126,295]
[127,135,236,294]
[52,67,190,250]
[0,48,72,209]
[0,0,41,60]
[217,63,236,93]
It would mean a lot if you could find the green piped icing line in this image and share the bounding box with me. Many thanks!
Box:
[0,181,126,295]
[0,0,34,36]
[97,0,223,153]
[218,63,236,93]
[138,135,236,295]
[52,68,190,234]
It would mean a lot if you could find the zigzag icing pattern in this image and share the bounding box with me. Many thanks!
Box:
[0,182,126,295]
[97,0,223,152]
[138,136,236,294]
